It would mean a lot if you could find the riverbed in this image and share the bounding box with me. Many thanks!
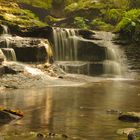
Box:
[0,78,140,140]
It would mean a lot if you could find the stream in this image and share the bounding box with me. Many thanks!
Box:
[0,78,140,140]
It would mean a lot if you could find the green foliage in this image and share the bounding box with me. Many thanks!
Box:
[65,0,105,14]
[0,1,46,27]
[116,9,140,42]
[128,0,140,9]
[91,18,113,31]
[74,17,89,29]
[45,15,65,25]
[104,9,124,25]
[17,0,52,9]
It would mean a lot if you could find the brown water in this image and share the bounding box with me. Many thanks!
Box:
[0,79,140,140]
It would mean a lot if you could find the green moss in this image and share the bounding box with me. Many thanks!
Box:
[45,15,65,25]
[74,16,89,29]
[104,9,124,25]
[91,18,113,31]
[0,1,46,27]
[17,0,52,9]
[64,0,105,14]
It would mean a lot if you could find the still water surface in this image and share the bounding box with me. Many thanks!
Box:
[0,79,140,140]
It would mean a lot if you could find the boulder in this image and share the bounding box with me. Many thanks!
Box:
[119,112,140,122]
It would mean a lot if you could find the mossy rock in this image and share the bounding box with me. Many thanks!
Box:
[0,0,46,27]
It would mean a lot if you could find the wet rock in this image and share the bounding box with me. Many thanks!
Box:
[22,26,53,39]
[106,109,122,115]
[58,61,104,76]
[0,110,20,123]
[0,25,4,35]
[46,132,69,139]
[0,50,5,64]
[0,66,5,75]
[4,85,18,89]
[3,66,17,74]
[6,24,53,39]
[0,34,53,63]
[77,38,106,61]
[128,129,140,140]
[117,128,137,136]
[119,112,140,122]
[78,29,95,39]
[37,133,44,140]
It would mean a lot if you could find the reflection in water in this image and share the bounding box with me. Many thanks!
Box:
[0,80,140,140]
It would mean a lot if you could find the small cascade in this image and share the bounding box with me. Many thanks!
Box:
[53,27,79,61]
[0,49,6,61]
[40,40,53,63]
[1,48,17,61]
[93,31,127,76]
[0,25,17,61]
[1,24,9,34]
[52,28,127,77]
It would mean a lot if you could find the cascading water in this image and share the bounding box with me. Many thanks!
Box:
[52,28,127,77]
[53,27,79,61]
[1,48,17,61]
[53,27,91,75]
[1,24,9,34]
[93,31,127,76]
[0,25,17,61]
[0,49,6,61]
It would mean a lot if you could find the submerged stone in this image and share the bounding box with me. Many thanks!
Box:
[128,129,140,140]
[117,128,137,136]
[0,109,23,124]
[119,112,140,122]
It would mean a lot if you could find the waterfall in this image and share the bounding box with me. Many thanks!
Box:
[93,31,127,76]
[53,27,79,61]
[52,28,127,77]
[1,48,17,61]
[0,25,17,61]
[1,25,9,34]
[0,49,6,61]
[40,40,53,63]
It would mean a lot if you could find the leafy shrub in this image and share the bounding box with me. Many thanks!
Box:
[104,9,124,25]
[116,9,140,42]
[74,17,89,29]
[17,0,52,9]
[91,18,113,31]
